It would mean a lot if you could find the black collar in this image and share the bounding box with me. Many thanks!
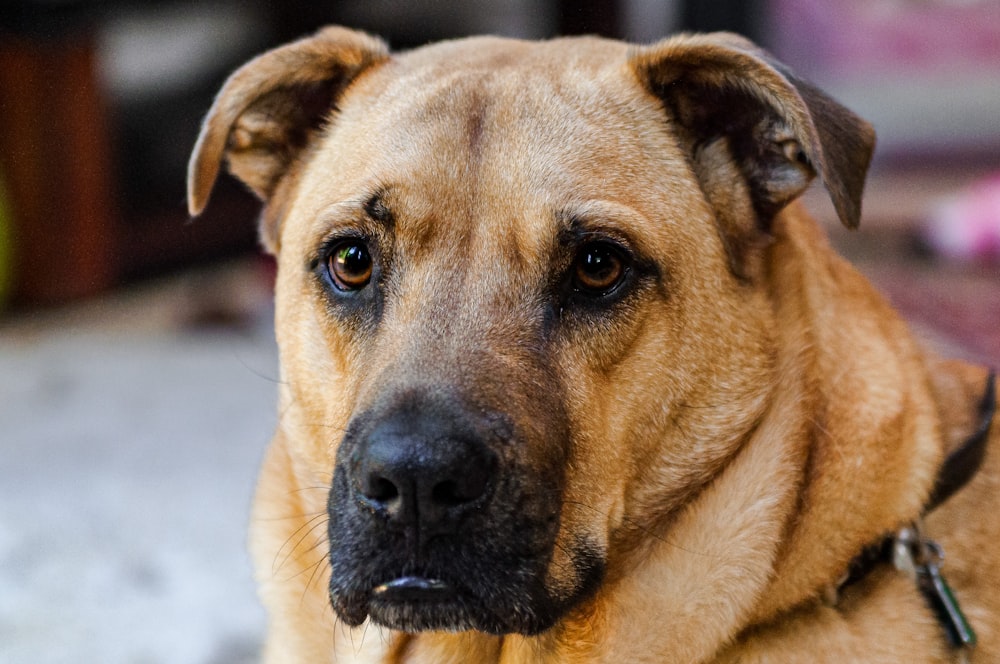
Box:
[926,370,997,513]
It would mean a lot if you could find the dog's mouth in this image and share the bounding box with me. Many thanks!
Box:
[329,532,607,636]
[366,575,473,629]
[331,571,519,634]
[373,575,452,600]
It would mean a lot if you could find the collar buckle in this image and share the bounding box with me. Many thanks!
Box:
[893,522,977,652]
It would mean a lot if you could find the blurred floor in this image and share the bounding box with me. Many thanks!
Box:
[0,260,277,664]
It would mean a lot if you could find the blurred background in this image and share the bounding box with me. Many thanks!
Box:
[0,1,997,662]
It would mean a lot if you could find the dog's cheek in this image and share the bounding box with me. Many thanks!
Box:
[619,290,779,526]
[542,343,651,596]
[552,298,667,496]
[273,268,366,481]
[551,271,779,547]
[551,295,676,522]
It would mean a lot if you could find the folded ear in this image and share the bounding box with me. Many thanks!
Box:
[630,33,875,278]
[187,26,388,249]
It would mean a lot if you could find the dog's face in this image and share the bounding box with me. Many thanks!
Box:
[189,29,873,636]
[284,39,779,635]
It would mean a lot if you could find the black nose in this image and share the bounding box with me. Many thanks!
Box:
[351,411,498,535]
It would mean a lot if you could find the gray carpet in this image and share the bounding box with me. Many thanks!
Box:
[0,262,278,664]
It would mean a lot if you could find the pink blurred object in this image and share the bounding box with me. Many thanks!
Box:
[923,174,1000,262]
[771,0,1000,78]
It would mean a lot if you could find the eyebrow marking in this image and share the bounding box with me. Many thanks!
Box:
[363,189,393,225]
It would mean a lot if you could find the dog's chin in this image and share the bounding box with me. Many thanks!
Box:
[333,577,544,635]
[332,576,583,636]
[329,547,606,636]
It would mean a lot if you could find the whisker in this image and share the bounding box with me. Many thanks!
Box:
[304,553,331,594]
[273,512,329,575]
[252,507,325,523]
[359,619,373,656]
[289,485,332,495]
[283,551,329,583]
[231,347,286,386]
[294,552,332,610]
[285,517,331,568]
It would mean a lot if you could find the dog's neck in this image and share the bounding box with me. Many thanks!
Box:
[739,207,945,625]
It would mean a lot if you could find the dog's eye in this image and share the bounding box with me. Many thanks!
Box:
[573,242,627,294]
[327,241,373,291]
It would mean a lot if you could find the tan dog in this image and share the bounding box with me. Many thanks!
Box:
[188,27,999,663]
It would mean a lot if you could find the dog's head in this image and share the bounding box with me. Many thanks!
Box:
[189,28,874,636]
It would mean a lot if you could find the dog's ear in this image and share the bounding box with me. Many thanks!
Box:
[187,26,388,249]
[630,33,875,277]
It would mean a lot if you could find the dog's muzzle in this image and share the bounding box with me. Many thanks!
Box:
[326,390,602,635]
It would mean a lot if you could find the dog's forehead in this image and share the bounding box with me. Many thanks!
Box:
[287,36,688,256]
[356,35,654,172]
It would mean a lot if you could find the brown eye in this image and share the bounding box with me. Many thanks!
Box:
[327,241,373,291]
[573,242,626,294]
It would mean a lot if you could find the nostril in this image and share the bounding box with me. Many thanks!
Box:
[431,480,466,506]
[431,468,489,507]
[362,475,400,503]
